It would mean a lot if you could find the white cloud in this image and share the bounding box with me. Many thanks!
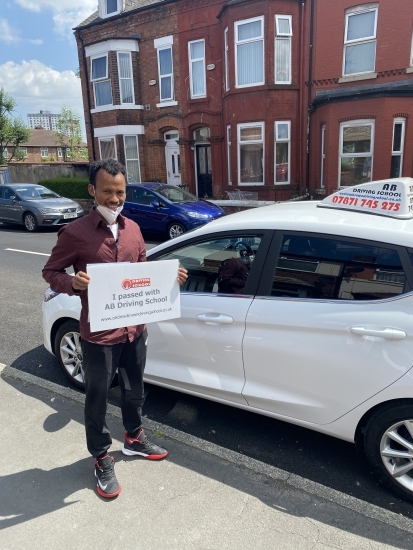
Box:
[14,0,98,37]
[0,59,86,138]
[0,18,20,43]
[28,38,43,45]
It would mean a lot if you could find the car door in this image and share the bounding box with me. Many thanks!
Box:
[145,231,271,404]
[242,232,413,425]
[0,187,21,222]
[123,187,168,232]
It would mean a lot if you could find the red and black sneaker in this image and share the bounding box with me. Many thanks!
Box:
[122,428,169,460]
[94,455,121,498]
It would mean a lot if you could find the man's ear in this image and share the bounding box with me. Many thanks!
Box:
[88,183,95,197]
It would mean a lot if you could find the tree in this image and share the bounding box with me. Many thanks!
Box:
[54,105,88,162]
[0,88,31,165]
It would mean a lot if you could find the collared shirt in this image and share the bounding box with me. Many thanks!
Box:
[42,208,146,345]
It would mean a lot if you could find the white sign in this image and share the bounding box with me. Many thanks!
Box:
[87,260,180,332]
[318,177,413,219]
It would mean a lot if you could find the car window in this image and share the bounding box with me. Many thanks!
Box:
[157,187,197,203]
[272,234,406,300]
[155,236,262,294]
[127,187,157,205]
[3,188,15,200]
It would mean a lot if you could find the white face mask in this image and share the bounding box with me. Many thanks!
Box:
[93,193,123,225]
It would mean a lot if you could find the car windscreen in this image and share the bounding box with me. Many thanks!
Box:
[15,186,60,200]
[156,187,197,204]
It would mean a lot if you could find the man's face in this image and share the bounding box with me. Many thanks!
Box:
[88,169,126,211]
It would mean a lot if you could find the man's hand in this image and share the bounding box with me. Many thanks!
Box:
[177,267,188,286]
[72,270,91,291]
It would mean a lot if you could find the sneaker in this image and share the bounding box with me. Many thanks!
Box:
[94,455,121,498]
[122,428,169,460]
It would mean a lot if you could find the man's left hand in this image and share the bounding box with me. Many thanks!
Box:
[177,267,188,285]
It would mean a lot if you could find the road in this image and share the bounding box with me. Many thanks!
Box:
[1,222,413,522]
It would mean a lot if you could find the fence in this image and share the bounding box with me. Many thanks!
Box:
[226,190,259,201]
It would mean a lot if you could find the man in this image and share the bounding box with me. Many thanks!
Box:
[43,159,187,499]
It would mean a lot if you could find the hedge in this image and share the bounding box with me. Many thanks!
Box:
[38,177,90,199]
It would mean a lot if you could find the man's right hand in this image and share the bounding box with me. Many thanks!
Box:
[72,271,91,291]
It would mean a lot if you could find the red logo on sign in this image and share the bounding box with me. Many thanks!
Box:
[122,278,151,290]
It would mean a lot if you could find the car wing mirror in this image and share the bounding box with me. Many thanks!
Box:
[11,196,17,202]
[151,200,160,208]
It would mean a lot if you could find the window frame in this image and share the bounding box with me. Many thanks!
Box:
[338,119,375,187]
[98,136,117,160]
[57,147,63,158]
[117,51,135,105]
[40,148,49,158]
[237,121,265,186]
[227,125,232,185]
[157,45,174,102]
[320,124,326,188]
[235,16,265,88]
[224,28,229,91]
[99,0,122,19]
[410,31,413,67]
[275,14,292,84]
[188,39,206,99]
[91,53,113,108]
[343,6,378,77]
[390,118,406,178]
[274,120,291,185]
[123,134,141,183]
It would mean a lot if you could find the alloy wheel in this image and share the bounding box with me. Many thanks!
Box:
[59,331,84,385]
[169,223,185,239]
[380,419,413,493]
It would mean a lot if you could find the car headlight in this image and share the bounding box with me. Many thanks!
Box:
[76,206,83,213]
[43,288,59,302]
[39,207,61,214]
[186,211,209,219]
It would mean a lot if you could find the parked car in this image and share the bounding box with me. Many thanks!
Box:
[122,183,225,239]
[43,178,413,502]
[0,184,83,231]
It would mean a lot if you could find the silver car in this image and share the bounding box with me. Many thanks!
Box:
[0,183,84,231]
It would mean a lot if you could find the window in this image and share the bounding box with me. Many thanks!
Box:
[57,148,63,158]
[275,121,290,184]
[343,7,378,76]
[157,47,174,101]
[390,118,406,178]
[339,120,374,186]
[275,15,292,84]
[91,54,112,107]
[227,126,232,185]
[271,234,406,300]
[124,135,141,183]
[99,137,117,159]
[155,235,263,294]
[189,40,206,98]
[238,122,264,184]
[411,31,413,66]
[320,125,326,188]
[41,148,48,158]
[99,0,121,18]
[126,186,156,205]
[224,28,229,91]
[235,17,264,87]
[117,52,134,104]
[2,147,8,157]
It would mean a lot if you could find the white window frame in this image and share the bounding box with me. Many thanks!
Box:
[123,135,141,183]
[275,15,292,84]
[188,39,206,99]
[235,16,265,88]
[98,137,117,160]
[98,0,122,19]
[338,119,375,187]
[390,118,406,178]
[237,121,265,186]
[40,148,48,158]
[157,46,174,102]
[57,147,63,158]
[91,53,113,108]
[274,121,291,185]
[320,124,326,188]
[227,125,232,185]
[224,28,229,91]
[410,31,413,66]
[343,6,378,77]
[117,51,135,105]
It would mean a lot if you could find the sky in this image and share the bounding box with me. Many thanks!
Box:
[0,0,98,138]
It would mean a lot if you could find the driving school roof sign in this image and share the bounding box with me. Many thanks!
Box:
[318,178,413,219]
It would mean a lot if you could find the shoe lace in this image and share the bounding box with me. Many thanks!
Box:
[98,457,115,482]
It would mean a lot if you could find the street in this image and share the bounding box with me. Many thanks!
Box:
[1,222,413,523]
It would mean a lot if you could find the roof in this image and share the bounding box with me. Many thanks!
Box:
[19,130,86,148]
[76,0,170,28]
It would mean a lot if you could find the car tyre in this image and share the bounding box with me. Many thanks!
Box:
[54,320,85,389]
[364,402,413,502]
[23,212,39,232]
[168,222,185,239]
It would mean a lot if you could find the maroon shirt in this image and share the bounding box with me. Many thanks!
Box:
[42,207,147,345]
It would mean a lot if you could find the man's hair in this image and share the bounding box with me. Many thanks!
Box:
[89,158,126,188]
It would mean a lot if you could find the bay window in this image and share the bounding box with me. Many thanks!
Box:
[91,54,112,107]
[238,122,264,184]
[275,15,292,84]
[390,118,406,178]
[339,120,374,186]
[275,121,290,184]
[224,28,229,91]
[124,135,141,183]
[117,52,134,104]
[99,137,117,160]
[235,17,264,87]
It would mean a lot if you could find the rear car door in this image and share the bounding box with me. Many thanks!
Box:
[242,232,413,425]
[123,187,168,232]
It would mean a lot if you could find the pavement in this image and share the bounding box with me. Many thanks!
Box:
[1,364,413,550]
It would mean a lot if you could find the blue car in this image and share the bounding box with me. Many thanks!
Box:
[123,183,226,239]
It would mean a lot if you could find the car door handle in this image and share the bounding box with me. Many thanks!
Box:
[196,313,234,325]
[350,326,407,340]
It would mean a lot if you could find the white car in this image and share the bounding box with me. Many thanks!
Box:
[43,178,413,502]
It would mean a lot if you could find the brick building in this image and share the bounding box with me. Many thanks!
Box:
[75,0,413,200]
[4,129,69,163]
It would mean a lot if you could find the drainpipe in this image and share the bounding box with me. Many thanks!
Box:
[305,0,315,196]
[77,30,96,161]
[299,0,306,195]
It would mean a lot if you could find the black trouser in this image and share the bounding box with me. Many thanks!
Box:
[81,330,148,458]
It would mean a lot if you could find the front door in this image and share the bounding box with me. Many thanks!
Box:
[165,142,181,186]
[196,145,212,198]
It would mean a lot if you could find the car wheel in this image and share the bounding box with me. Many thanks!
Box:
[364,402,413,502]
[168,222,185,239]
[54,320,85,389]
[23,212,38,232]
